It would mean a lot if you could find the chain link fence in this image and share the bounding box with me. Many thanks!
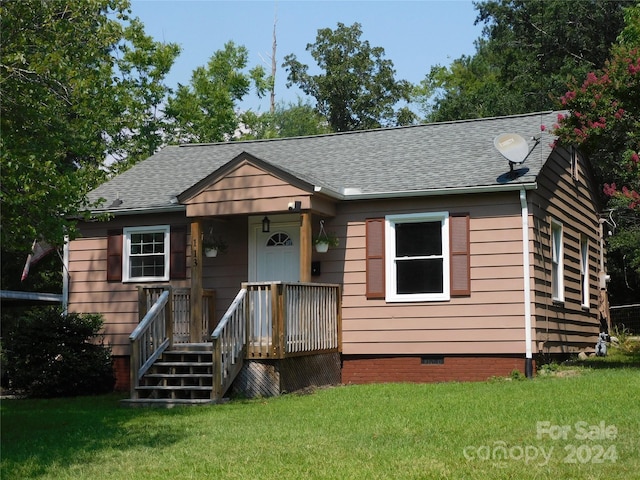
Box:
[610,304,640,335]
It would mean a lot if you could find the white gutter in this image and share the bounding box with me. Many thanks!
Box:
[520,187,534,378]
[89,204,186,217]
[315,182,538,201]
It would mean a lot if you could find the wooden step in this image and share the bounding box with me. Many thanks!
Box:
[121,398,217,408]
[136,385,212,391]
[125,346,219,406]
[144,373,212,379]
[152,361,212,367]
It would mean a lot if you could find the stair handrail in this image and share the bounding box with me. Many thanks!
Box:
[129,290,172,399]
[211,287,248,400]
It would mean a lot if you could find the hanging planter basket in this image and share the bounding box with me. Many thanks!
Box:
[313,220,339,253]
[315,241,330,253]
[203,227,227,258]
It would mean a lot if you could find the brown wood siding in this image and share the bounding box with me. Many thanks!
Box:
[186,163,314,217]
[67,213,191,356]
[310,194,531,356]
[530,147,601,353]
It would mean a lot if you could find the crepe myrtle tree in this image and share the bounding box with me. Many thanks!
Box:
[552,7,640,302]
[553,51,639,210]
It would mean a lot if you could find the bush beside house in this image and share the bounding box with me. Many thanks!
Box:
[1,307,115,397]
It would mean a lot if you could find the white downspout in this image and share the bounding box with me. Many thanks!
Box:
[62,235,70,315]
[520,188,534,378]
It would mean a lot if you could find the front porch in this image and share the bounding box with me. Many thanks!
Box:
[123,282,342,406]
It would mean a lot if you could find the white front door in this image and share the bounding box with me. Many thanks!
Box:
[249,216,300,282]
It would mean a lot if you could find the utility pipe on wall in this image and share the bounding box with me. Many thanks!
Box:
[520,188,534,378]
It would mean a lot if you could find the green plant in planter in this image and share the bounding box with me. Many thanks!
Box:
[203,233,228,256]
[313,231,339,252]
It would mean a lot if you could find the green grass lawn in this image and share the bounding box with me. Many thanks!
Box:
[2,366,639,480]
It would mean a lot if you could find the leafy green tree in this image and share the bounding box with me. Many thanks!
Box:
[240,99,332,140]
[282,22,416,132]
[419,0,633,122]
[553,4,640,303]
[0,0,179,254]
[108,18,181,174]
[164,42,269,144]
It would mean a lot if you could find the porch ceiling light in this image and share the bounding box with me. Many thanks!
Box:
[262,216,270,233]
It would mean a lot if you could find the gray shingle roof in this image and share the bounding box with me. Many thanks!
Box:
[89,111,560,213]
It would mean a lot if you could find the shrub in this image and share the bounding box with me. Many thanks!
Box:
[2,307,115,397]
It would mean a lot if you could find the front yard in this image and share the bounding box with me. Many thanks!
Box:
[2,365,639,479]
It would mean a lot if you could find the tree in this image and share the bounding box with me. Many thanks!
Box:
[164,42,269,144]
[419,0,633,122]
[107,18,181,174]
[240,99,332,140]
[282,22,416,132]
[0,0,179,254]
[553,4,640,303]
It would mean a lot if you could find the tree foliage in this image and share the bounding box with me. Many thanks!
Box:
[164,41,269,144]
[240,99,332,140]
[0,0,179,253]
[418,0,633,121]
[283,22,416,132]
[554,4,640,303]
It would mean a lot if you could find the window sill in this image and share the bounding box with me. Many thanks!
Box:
[123,278,169,284]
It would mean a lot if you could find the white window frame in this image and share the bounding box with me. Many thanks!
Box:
[385,212,450,302]
[123,225,170,282]
[551,219,564,302]
[580,235,589,308]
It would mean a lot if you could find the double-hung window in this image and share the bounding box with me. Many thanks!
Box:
[385,212,450,302]
[551,219,564,302]
[123,225,170,282]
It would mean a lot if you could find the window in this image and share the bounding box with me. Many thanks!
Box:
[385,212,450,302]
[123,225,170,282]
[266,232,293,246]
[580,236,589,308]
[551,220,564,301]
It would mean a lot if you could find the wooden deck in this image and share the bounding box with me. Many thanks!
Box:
[126,282,341,405]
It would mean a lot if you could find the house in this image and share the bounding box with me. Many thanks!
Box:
[66,111,607,401]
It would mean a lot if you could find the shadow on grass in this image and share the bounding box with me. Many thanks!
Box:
[0,393,195,478]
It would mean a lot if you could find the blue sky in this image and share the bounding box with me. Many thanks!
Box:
[130,0,484,112]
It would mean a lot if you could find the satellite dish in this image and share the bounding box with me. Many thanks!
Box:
[494,133,530,165]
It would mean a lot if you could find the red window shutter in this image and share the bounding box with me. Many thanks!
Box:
[450,213,470,296]
[170,225,187,279]
[366,218,385,299]
[106,229,122,282]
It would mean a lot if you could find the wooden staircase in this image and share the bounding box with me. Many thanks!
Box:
[122,344,215,407]
[123,282,342,407]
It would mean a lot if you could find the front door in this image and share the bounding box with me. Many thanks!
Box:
[249,216,300,282]
[248,216,300,341]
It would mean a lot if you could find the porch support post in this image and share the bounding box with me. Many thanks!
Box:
[190,219,204,343]
[300,212,312,282]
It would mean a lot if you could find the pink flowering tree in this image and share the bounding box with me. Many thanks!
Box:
[553,5,639,302]
[554,49,639,210]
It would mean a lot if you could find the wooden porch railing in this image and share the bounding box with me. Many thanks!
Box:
[138,286,215,343]
[210,282,341,400]
[129,290,172,399]
[245,282,342,359]
[211,288,248,400]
